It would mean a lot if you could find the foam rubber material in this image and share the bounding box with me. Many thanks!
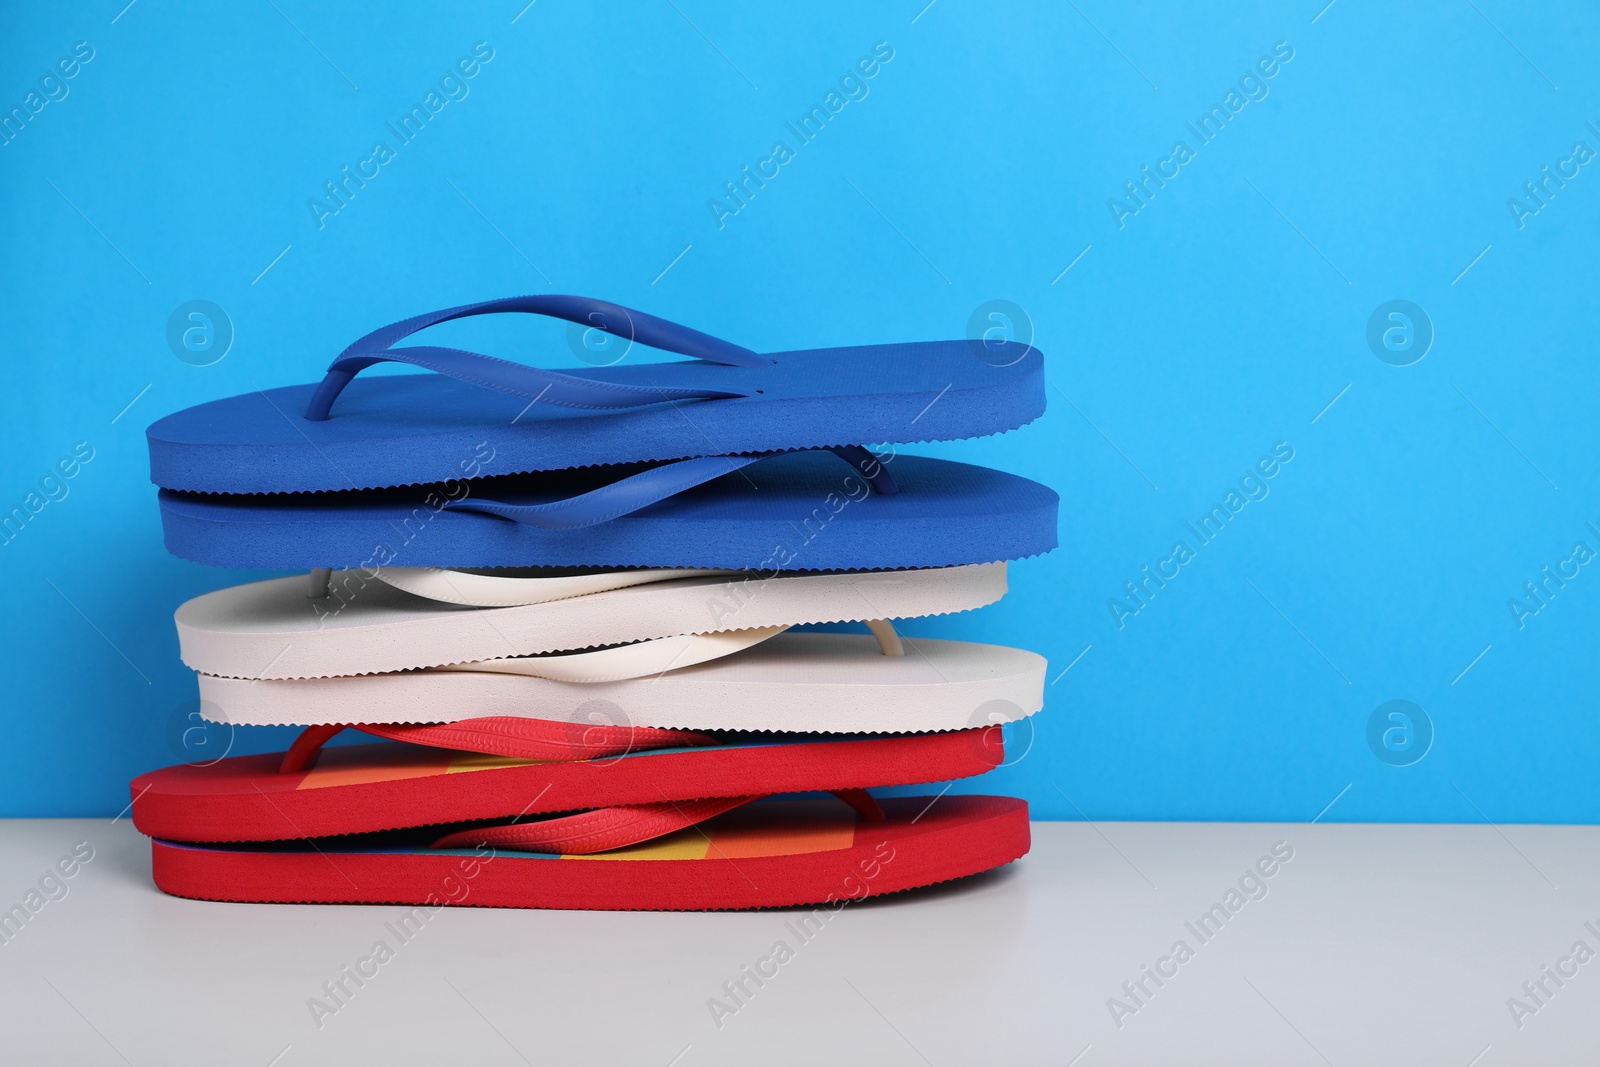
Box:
[147,795,1030,911]
[145,338,1045,494]
[196,634,1047,731]
[129,728,1003,843]
[156,454,1059,571]
[178,563,1007,680]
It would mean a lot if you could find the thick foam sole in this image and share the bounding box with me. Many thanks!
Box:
[129,729,1004,843]
[195,634,1047,731]
[178,562,1008,680]
[149,795,1030,911]
[146,339,1045,493]
[157,454,1059,571]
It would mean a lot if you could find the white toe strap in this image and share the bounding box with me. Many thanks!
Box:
[433,619,904,683]
[374,566,735,608]
[437,625,789,683]
[865,619,904,657]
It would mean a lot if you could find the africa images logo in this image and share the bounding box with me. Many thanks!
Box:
[1106,41,1295,229]
[307,42,495,230]
[706,41,895,230]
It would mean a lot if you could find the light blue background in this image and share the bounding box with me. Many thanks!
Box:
[2,1,1596,821]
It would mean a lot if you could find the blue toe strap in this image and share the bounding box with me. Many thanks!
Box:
[304,295,774,421]
[445,446,898,531]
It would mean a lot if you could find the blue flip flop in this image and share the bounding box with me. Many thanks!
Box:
[157,451,1058,570]
[145,295,1044,494]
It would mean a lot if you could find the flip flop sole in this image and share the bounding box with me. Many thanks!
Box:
[157,454,1058,571]
[148,795,1029,911]
[146,341,1044,494]
[130,729,1003,843]
[178,563,1007,680]
[195,635,1047,731]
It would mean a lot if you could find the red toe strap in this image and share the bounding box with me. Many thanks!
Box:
[429,788,886,856]
[279,724,345,774]
[431,794,760,855]
[830,787,885,821]
[278,716,718,774]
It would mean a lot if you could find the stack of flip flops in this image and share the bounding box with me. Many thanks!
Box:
[129,296,1058,911]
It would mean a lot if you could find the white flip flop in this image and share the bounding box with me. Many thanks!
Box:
[194,628,1046,733]
[176,563,1007,680]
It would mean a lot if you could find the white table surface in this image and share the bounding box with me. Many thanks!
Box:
[0,818,1592,1065]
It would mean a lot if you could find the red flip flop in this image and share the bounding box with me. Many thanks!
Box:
[130,717,1005,843]
[149,794,1029,911]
